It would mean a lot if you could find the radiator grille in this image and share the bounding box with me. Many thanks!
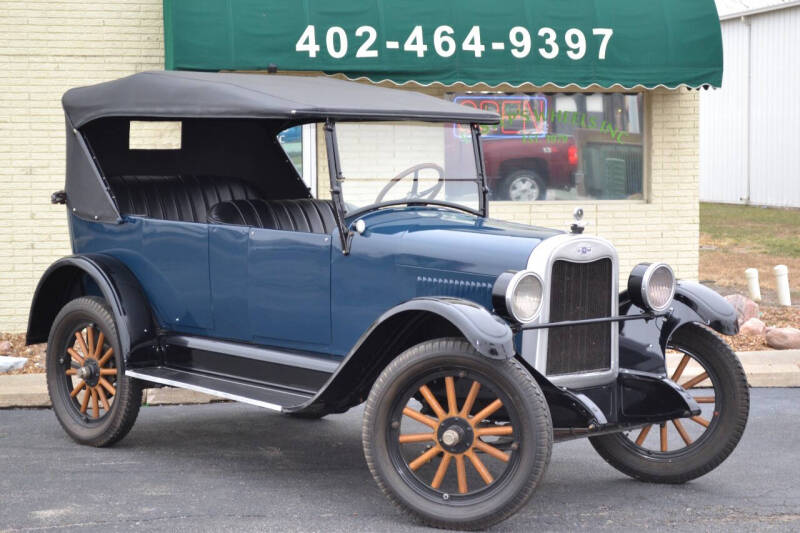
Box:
[546,258,612,375]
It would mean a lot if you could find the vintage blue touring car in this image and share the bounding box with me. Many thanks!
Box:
[29,71,749,529]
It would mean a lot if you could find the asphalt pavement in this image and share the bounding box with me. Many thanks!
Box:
[1,388,798,532]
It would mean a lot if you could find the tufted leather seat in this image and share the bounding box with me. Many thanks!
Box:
[207,199,338,234]
[107,175,262,223]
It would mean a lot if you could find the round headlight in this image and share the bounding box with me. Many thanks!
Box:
[628,263,676,312]
[492,271,544,323]
[509,273,544,322]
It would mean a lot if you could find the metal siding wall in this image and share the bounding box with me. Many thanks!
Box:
[748,7,800,207]
[700,6,800,207]
[700,19,749,204]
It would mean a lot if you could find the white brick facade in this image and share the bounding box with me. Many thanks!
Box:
[0,0,165,331]
[0,2,700,332]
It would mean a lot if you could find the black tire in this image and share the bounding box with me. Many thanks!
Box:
[362,338,552,530]
[504,170,546,201]
[590,324,749,483]
[46,296,142,447]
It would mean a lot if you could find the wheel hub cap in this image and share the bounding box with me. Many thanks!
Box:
[437,417,473,454]
[441,427,462,446]
[510,177,538,201]
[78,359,100,387]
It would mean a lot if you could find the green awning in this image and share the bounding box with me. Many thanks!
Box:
[163,0,723,89]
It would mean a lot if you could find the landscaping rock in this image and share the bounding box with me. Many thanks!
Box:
[765,327,800,350]
[0,340,12,353]
[0,356,27,373]
[740,317,766,336]
[725,294,760,325]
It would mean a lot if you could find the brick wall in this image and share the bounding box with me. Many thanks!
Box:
[0,0,164,331]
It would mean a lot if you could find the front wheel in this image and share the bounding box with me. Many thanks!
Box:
[362,338,552,530]
[590,324,749,483]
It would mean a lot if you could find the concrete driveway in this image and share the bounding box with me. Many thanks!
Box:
[1,388,798,532]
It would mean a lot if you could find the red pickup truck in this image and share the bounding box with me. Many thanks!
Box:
[454,96,578,201]
[482,134,578,201]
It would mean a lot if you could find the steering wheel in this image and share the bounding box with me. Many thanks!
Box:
[375,163,445,204]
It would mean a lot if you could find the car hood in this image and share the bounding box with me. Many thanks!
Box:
[351,207,563,277]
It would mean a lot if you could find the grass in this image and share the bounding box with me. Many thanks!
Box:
[700,202,800,302]
[700,203,800,258]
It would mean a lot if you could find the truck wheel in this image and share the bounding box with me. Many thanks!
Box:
[363,338,552,530]
[46,296,142,447]
[504,171,546,201]
[590,324,749,483]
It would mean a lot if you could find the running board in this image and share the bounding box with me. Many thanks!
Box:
[126,367,313,412]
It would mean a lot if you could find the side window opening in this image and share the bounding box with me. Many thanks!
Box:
[277,125,303,177]
[81,117,317,226]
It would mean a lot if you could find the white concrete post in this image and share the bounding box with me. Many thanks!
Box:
[774,265,792,306]
[745,268,761,302]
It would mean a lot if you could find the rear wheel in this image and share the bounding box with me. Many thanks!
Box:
[363,338,552,530]
[590,324,749,483]
[46,296,142,447]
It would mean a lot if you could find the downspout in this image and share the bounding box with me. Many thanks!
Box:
[742,15,752,204]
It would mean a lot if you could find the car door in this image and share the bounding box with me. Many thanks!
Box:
[247,227,332,349]
[140,219,213,332]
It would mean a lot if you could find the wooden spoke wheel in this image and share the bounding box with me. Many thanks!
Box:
[624,345,719,454]
[46,297,142,447]
[590,324,749,484]
[62,323,119,422]
[390,370,520,501]
[362,338,552,531]
[392,374,519,498]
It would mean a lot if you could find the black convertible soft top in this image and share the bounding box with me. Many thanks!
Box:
[62,71,500,128]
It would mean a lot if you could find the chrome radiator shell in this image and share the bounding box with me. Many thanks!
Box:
[521,234,619,388]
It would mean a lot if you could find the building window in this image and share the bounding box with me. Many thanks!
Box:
[451,92,644,202]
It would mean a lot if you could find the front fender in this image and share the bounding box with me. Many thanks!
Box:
[381,297,515,359]
[619,280,738,373]
[27,254,156,365]
[287,297,514,415]
[671,281,739,336]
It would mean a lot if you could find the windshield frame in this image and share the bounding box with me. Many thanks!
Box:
[324,120,488,246]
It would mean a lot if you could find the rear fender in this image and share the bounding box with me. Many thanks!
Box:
[26,254,157,365]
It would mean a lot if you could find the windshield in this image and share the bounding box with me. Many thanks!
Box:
[335,122,482,215]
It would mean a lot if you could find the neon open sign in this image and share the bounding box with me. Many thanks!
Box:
[453,95,548,139]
